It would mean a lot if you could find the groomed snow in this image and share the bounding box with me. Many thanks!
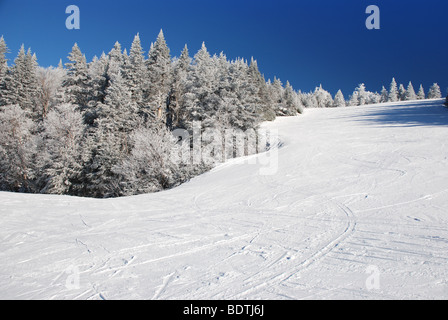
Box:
[1,99,448,300]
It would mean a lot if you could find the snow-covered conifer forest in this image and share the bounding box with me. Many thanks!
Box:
[0,32,443,198]
[0,32,304,198]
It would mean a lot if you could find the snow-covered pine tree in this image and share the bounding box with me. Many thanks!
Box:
[404,81,416,101]
[88,53,109,107]
[0,36,8,85]
[388,77,399,102]
[82,124,123,198]
[314,85,334,108]
[63,43,92,110]
[181,42,217,129]
[126,33,147,108]
[240,58,265,125]
[167,44,191,129]
[1,46,41,116]
[398,84,406,101]
[217,55,238,129]
[366,91,381,105]
[283,81,300,114]
[228,57,262,130]
[0,37,10,107]
[417,85,425,100]
[357,83,368,105]
[333,89,346,107]
[26,51,42,112]
[427,83,442,99]
[380,86,388,103]
[248,58,276,119]
[348,84,367,106]
[294,89,304,113]
[348,91,359,107]
[107,41,124,82]
[146,30,172,122]
[121,47,130,78]
[83,70,140,198]
[96,71,139,135]
[299,91,317,108]
[206,52,234,162]
[270,77,285,114]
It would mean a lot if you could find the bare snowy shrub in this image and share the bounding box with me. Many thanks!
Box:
[0,105,37,192]
[113,125,182,195]
[39,103,87,195]
[36,66,65,119]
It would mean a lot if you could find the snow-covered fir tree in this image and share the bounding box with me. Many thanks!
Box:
[63,43,92,110]
[0,36,8,87]
[224,58,258,130]
[427,83,442,99]
[346,83,381,106]
[125,34,148,108]
[167,44,191,129]
[82,124,124,198]
[84,71,140,197]
[356,83,368,106]
[96,71,139,135]
[417,85,425,100]
[107,41,124,82]
[146,30,172,122]
[1,46,41,116]
[248,58,277,119]
[269,77,285,114]
[404,82,416,101]
[88,53,109,108]
[348,91,359,107]
[333,90,346,107]
[313,85,333,108]
[181,42,218,129]
[282,81,300,114]
[349,84,366,106]
[388,77,399,102]
[380,86,388,103]
[367,91,381,104]
[398,84,406,101]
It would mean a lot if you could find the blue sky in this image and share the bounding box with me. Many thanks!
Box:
[0,0,447,96]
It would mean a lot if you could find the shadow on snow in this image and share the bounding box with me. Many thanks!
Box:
[351,99,448,127]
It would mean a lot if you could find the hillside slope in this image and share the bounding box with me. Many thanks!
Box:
[1,99,448,300]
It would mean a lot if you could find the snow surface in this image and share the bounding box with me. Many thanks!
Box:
[1,99,448,300]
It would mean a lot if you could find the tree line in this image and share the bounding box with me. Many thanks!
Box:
[0,31,444,197]
[0,31,304,197]
[300,78,443,109]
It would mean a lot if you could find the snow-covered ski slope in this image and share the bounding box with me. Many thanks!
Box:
[1,99,448,300]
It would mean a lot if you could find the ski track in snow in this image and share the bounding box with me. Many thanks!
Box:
[1,99,448,299]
